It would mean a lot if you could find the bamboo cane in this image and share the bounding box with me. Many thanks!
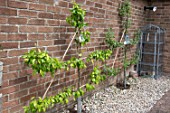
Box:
[42,32,77,99]
[112,29,125,68]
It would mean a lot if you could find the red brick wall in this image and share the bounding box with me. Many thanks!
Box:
[0,0,148,112]
[149,0,170,74]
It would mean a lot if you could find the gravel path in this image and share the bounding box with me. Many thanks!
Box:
[83,76,170,113]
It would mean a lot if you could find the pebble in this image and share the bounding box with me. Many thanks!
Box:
[82,76,170,113]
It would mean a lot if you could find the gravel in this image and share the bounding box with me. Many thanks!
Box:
[82,75,170,113]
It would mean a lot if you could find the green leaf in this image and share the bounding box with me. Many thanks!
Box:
[66,2,87,29]
[65,99,69,104]
[22,49,63,77]
[40,70,44,76]
[86,83,95,91]
[76,91,80,97]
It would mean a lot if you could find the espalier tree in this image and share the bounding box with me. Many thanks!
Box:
[86,48,120,86]
[104,28,122,76]
[119,0,141,88]
[105,28,123,51]
[22,2,91,113]
[129,30,141,66]
[66,2,90,113]
[119,0,131,34]
[22,49,63,77]
[87,50,109,85]
[22,49,74,113]
[119,0,132,88]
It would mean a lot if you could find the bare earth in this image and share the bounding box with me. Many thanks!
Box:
[149,90,170,113]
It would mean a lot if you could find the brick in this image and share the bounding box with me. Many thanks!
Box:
[9,76,27,86]
[86,12,93,16]
[0,42,18,49]
[60,45,67,50]
[67,27,75,32]
[9,64,22,72]
[21,0,39,2]
[53,27,66,32]
[2,95,8,103]
[38,27,53,33]
[54,39,66,45]
[8,49,28,57]
[90,7,98,12]
[60,33,70,39]
[47,6,61,13]
[37,76,51,84]
[7,34,27,41]
[19,26,37,33]
[29,3,46,11]
[2,100,18,108]
[60,20,69,26]
[29,85,44,93]
[60,8,70,14]
[2,66,9,73]
[19,108,25,113]
[0,25,18,33]
[49,84,64,94]
[20,80,37,89]
[20,41,36,48]
[48,80,59,88]
[46,34,59,40]
[86,1,94,6]
[53,14,66,20]
[19,69,33,77]
[19,10,37,17]
[94,13,104,18]
[53,51,64,57]
[107,1,112,6]
[39,0,54,5]
[47,20,60,26]
[95,3,102,8]
[38,40,53,46]
[2,80,9,87]
[68,2,73,8]
[47,46,60,51]
[98,9,105,14]
[0,0,7,6]
[1,57,18,66]
[0,85,19,94]
[28,34,44,41]
[0,51,7,58]
[8,17,27,24]
[8,1,28,9]
[75,0,85,4]
[29,74,40,80]
[38,12,53,19]
[58,1,68,7]
[20,93,36,103]
[2,109,8,113]
[0,8,17,16]
[9,104,25,113]
[0,34,7,41]
[0,17,7,24]
[28,18,45,25]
